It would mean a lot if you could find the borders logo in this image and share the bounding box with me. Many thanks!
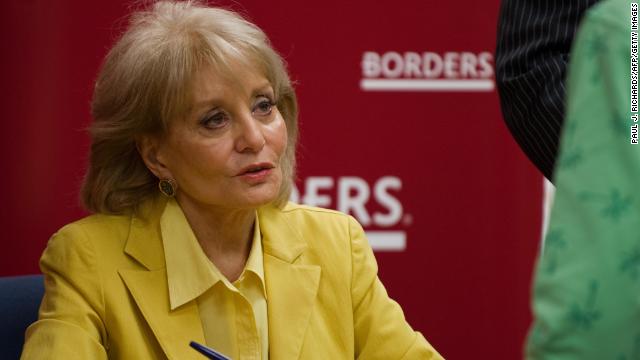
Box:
[360,51,494,92]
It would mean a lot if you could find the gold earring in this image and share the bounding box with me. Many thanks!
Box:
[158,179,177,197]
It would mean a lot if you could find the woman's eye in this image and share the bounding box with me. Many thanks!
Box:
[253,99,274,116]
[201,112,228,129]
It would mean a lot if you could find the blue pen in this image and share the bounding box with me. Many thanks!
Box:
[189,341,232,360]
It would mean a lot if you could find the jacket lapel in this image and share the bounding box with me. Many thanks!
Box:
[119,269,205,360]
[120,198,206,360]
[259,205,321,360]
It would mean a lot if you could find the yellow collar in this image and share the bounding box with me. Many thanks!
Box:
[124,199,308,273]
[160,199,265,310]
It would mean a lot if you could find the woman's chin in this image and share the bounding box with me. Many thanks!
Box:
[236,185,281,208]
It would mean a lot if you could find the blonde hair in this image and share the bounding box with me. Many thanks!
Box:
[81,0,298,214]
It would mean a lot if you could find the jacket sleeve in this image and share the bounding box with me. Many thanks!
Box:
[348,216,444,359]
[526,2,640,359]
[21,224,108,359]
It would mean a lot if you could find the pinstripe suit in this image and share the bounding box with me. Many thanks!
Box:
[495,0,600,181]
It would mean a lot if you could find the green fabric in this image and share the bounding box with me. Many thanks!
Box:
[527,1,640,359]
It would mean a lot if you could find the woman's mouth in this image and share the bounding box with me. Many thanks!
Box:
[236,163,275,183]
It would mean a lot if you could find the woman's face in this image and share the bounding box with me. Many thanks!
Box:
[152,62,288,211]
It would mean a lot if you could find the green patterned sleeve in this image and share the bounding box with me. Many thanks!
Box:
[527,1,640,359]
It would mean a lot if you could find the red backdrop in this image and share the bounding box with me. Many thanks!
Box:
[0,1,543,359]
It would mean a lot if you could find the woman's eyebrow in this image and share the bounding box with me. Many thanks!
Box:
[191,97,222,113]
[189,82,274,114]
[251,83,274,97]
[184,100,220,121]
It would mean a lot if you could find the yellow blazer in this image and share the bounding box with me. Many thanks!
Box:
[22,199,442,359]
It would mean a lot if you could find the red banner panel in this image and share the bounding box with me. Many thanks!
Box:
[0,1,542,358]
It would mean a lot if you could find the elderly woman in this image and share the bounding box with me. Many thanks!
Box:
[21,1,442,359]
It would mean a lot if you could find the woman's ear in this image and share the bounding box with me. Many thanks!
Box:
[136,135,173,180]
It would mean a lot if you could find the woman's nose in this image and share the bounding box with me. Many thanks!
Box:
[235,113,266,153]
